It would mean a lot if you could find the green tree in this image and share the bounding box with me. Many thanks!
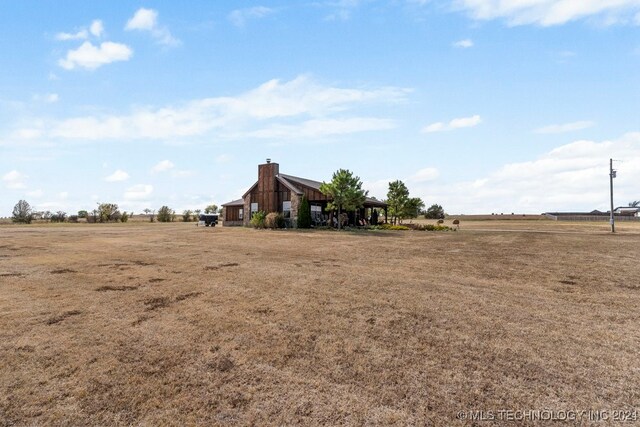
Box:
[297,196,311,229]
[386,180,409,225]
[204,204,218,214]
[77,210,88,219]
[50,211,67,223]
[97,203,121,223]
[12,200,33,224]
[157,206,174,222]
[403,197,425,221]
[425,204,445,219]
[320,169,367,230]
[182,209,193,222]
[193,209,201,222]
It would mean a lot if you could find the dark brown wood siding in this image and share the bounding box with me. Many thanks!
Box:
[225,206,243,221]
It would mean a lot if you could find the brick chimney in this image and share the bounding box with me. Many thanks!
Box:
[257,159,279,212]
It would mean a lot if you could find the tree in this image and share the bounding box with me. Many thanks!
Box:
[386,180,409,225]
[204,204,218,214]
[320,169,367,230]
[12,200,33,224]
[425,204,445,219]
[403,197,425,221]
[297,196,311,229]
[143,208,155,222]
[97,203,121,223]
[77,210,88,219]
[182,210,193,222]
[629,201,640,207]
[193,209,201,222]
[50,211,67,223]
[157,206,175,222]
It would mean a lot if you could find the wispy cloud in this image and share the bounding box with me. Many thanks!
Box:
[228,6,274,27]
[453,38,474,48]
[58,41,133,70]
[535,121,594,134]
[105,169,130,182]
[56,19,104,41]
[124,184,153,200]
[151,160,175,173]
[422,114,482,133]
[454,0,640,26]
[125,8,180,46]
[11,75,409,143]
[2,170,28,189]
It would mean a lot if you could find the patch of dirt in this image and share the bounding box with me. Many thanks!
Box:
[148,278,165,283]
[46,310,82,325]
[144,297,171,311]
[95,285,138,292]
[175,292,203,301]
[50,268,76,274]
[204,263,239,271]
[0,273,24,277]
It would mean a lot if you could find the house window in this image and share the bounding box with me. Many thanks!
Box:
[239,208,243,220]
[283,201,291,219]
[251,203,258,217]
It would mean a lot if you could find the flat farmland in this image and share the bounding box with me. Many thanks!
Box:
[1,222,640,425]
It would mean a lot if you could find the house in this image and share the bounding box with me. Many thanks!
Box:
[221,160,387,227]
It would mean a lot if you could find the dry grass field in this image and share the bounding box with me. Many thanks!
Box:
[2,221,640,425]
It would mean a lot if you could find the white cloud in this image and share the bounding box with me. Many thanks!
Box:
[58,191,69,200]
[125,8,179,46]
[422,114,482,133]
[105,169,130,182]
[33,93,59,104]
[228,6,274,27]
[56,19,104,41]
[124,184,154,200]
[241,117,396,139]
[90,20,104,37]
[58,41,133,70]
[535,120,595,134]
[419,132,640,214]
[453,38,474,48]
[151,160,175,173]
[409,167,440,182]
[454,0,640,26]
[126,8,157,31]
[56,29,88,41]
[2,170,28,189]
[17,75,407,142]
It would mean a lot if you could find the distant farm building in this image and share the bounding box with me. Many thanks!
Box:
[221,160,387,227]
[544,207,640,221]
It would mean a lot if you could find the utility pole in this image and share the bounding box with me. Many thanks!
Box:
[609,158,616,233]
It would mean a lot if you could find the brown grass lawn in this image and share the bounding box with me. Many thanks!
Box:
[1,222,640,425]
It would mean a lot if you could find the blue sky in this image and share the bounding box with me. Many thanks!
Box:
[1,0,639,215]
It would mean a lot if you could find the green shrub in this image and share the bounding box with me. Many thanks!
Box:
[157,206,175,222]
[68,215,79,223]
[120,212,129,223]
[265,212,285,229]
[297,196,311,229]
[250,211,266,229]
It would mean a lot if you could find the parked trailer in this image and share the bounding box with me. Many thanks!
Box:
[198,214,219,227]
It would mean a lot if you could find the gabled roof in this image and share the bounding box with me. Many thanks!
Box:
[222,198,244,207]
[223,170,387,208]
[281,173,387,207]
[276,175,303,195]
